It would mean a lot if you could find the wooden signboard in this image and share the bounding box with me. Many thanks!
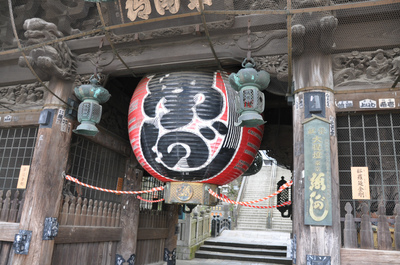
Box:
[107,0,234,36]
[351,167,370,200]
[116,177,124,195]
[17,165,30,189]
[303,116,332,226]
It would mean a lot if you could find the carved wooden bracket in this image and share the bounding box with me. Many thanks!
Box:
[291,1,338,56]
[18,18,77,81]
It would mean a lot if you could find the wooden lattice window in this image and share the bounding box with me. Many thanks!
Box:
[338,112,400,217]
[0,127,38,191]
[66,134,126,204]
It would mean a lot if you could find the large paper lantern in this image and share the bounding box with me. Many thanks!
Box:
[128,71,263,186]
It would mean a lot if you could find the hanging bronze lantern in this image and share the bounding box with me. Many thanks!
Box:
[229,58,270,127]
[73,75,110,136]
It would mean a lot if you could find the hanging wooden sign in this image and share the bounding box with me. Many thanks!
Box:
[17,165,30,189]
[303,116,332,226]
[107,0,233,36]
[351,167,370,200]
[116,177,124,195]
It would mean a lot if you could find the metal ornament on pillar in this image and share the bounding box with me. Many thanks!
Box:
[229,58,270,127]
[73,75,110,136]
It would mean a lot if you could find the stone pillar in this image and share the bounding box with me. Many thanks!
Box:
[291,10,341,265]
[176,211,192,260]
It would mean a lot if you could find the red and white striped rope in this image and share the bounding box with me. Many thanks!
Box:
[136,195,165,203]
[208,180,293,209]
[208,190,292,209]
[65,175,164,195]
[236,180,293,204]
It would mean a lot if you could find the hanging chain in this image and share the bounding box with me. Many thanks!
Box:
[247,18,252,62]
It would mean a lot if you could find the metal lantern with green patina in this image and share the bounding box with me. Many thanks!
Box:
[229,58,270,127]
[73,75,111,136]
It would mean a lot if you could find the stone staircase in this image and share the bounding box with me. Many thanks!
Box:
[236,164,292,232]
[271,166,293,232]
[195,230,292,264]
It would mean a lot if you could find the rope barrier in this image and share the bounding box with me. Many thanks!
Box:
[208,180,293,209]
[64,174,164,195]
[208,189,292,208]
[235,180,293,204]
[65,172,292,208]
[136,195,165,203]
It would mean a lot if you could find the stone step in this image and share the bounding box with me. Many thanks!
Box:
[238,213,268,217]
[237,220,267,223]
[235,165,280,231]
[238,215,268,219]
[195,241,291,264]
[236,223,267,227]
[238,216,268,220]
[195,250,292,264]
[199,245,287,256]
[239,208,270,211]
[235,227,268,231]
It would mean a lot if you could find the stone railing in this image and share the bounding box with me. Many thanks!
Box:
[177,209,211,260]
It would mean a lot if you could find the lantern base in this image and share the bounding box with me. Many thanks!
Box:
[235,112,266,127]
[164,182,219,206]
[73,121,99,136]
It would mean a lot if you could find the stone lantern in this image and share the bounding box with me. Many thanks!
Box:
[229,58,270,127]
[73,75,110,136]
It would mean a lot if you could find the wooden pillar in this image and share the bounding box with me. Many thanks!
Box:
[116,160,142,264]
[292,52,341,264]
[164,204,179,265]
[13,77,74,265]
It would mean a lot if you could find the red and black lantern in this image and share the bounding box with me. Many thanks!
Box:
[128,71,263,186]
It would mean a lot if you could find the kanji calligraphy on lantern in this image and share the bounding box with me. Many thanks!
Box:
[351,167,370,200]
[303,116,332,226]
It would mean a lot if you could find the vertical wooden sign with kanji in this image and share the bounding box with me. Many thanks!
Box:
[304,116,332,226]
[351,167,370,200]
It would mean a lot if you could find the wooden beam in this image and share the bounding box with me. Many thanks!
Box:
[341,248,400,265]
[0,221,19,242]
[137,228,169,240]
[83,125,132,157]
[292,51,341,264]
[335,90,400,113]
[13,77,74,265]
[0,111,41,127]
[54,226,122,244]
[116,166,143,260]
[165,204,179,263]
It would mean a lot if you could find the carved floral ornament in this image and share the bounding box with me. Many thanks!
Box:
[0,82,47,109]
[125,0,212,21]
[254,54,288,82]
[333,48,400,87]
